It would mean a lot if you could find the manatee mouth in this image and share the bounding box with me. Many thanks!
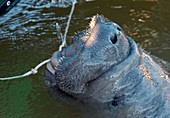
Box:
[47,51,63,74]
[46,30,87,75]
[47,44,80,75]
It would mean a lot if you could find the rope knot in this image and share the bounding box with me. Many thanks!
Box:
[31,69,38,74]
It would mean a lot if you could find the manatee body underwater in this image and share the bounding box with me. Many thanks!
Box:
[44,15,170,117]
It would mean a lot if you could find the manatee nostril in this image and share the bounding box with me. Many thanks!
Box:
[117,26,121,31]
[110,34,117,44]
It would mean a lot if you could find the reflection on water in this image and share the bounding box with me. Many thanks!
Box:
[0,80,34,118]
[124,0,170,61]
[0,0,170,118]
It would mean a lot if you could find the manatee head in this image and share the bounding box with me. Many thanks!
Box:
[45,15,131,95]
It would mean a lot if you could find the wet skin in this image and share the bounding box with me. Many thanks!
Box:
[45,15,170,117]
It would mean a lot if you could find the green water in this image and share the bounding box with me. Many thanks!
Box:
[0,0,4,4]
[0,0,170,118]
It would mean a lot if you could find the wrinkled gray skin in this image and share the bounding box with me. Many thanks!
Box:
[45,15,170,117]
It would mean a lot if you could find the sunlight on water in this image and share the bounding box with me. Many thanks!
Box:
[0,0,170,118]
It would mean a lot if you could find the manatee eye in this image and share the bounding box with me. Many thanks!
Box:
[110,34,117,44]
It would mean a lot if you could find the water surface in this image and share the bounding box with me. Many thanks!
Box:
[0,0,170,118]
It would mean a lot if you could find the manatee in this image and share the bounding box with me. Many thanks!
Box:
[44,15,170,117]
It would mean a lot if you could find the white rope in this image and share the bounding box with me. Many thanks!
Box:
[59,0,77,51]
[0,0,77,80]
[0,59,50,80]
